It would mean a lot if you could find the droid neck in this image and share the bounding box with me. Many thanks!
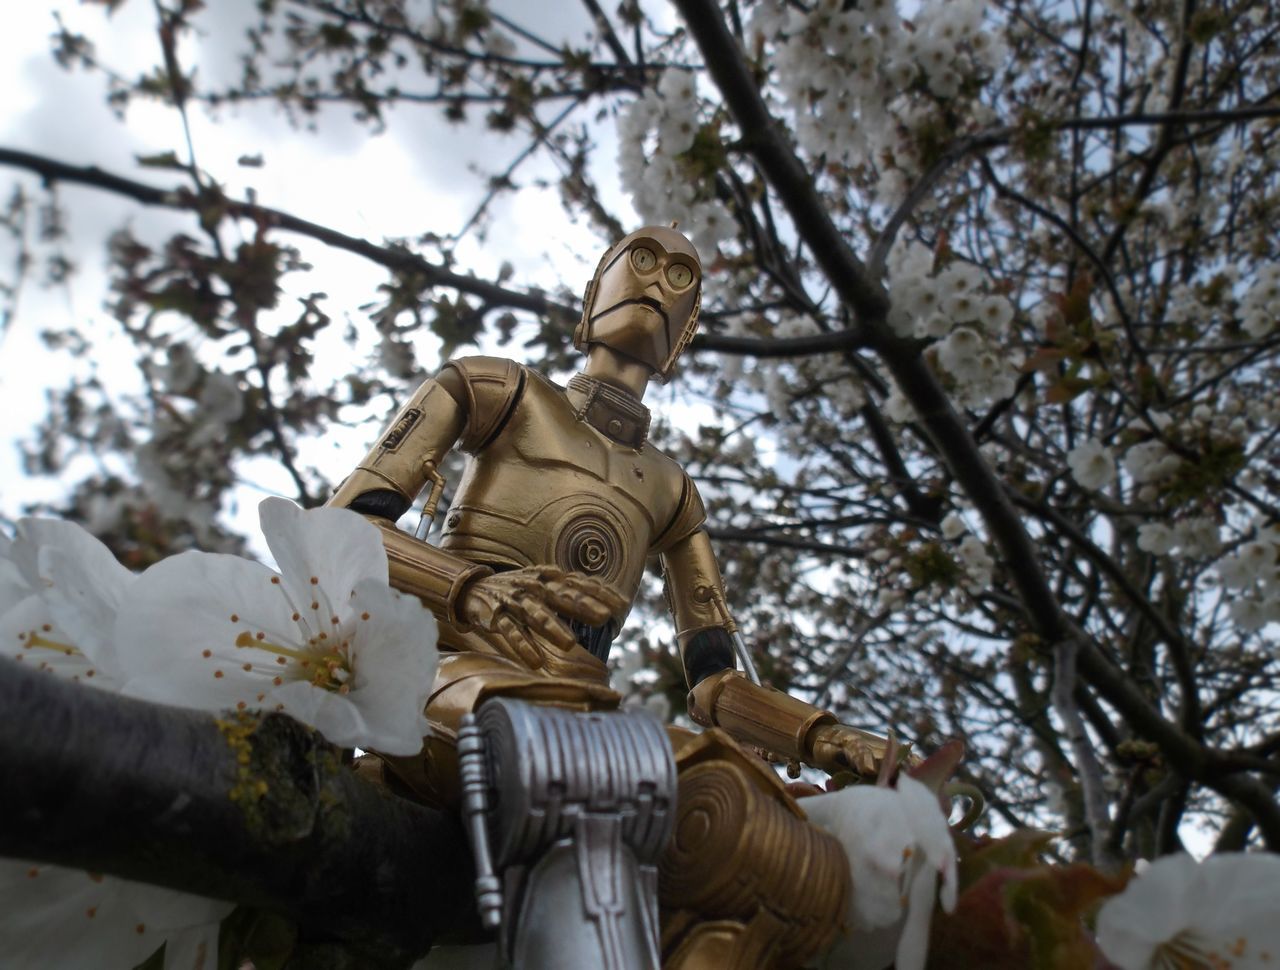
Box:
[581,344,652,399]
[567,370,651,449]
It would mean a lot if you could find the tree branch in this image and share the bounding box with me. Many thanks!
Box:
[0,657,475,965]
[0,145,840,362]
[673,0,888,325]
[673,0,1280,845]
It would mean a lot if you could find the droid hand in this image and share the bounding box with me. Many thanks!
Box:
[805,722,897,779]
[457,566,628,669]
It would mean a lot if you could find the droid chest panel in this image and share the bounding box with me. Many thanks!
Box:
[439,375,678,605]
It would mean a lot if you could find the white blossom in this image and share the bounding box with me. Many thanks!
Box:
[1097,852,1280,970]
[1172,517,1222,559]
[956,535,994,588]
[1123,440,1182,485]
[805,776,958,970]
[975,295,1014,335]
[1067,439,1116,491]
[118,498,438,755]
[1136,523,1175,555]
[940,513,967,540]
[0,523,231,968]
[884,387,915,423]
[936,328,984,381]
[1229,598,1270,631]
[1219,539,1278,588]
[0,862,231,970]
[1239,264,1280,338]
[0,518,135,687]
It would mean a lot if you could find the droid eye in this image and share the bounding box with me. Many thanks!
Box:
[666,263,694,288]
[630,246,657,272]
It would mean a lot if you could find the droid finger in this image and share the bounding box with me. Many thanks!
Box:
[549,575,628,616]
[542,585,614,626]
[495,612,545,670]
[517,597,577,650]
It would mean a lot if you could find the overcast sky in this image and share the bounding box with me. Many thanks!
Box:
[0,1,674,528]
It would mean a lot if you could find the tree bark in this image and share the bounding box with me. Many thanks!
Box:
[0,657,476,966]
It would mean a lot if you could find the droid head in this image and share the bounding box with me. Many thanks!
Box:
[574,226,702,383]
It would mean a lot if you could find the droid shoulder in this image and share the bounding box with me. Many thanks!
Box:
[650,465,707,554]
[440,356,527,453]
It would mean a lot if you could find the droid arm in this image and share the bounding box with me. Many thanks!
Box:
[329,362,626,663]
[661,527,892,779]
[328,367,491,624]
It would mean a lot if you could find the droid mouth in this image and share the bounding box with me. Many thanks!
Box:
[590,297,669,326]
[631,296,668,319]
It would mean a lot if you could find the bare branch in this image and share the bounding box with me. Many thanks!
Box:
[0,656,475,963]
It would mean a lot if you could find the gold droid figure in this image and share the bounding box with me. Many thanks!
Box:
[331,227,890,968]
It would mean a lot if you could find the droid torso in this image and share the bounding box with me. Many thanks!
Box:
[439,366,697,620]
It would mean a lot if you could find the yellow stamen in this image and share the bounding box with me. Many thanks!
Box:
[233,633,350,692]
[25,632,83,656]
[236,631,314,664]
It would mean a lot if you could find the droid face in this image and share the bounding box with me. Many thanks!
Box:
[576,226,702,381]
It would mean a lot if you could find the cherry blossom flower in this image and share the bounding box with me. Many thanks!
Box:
[1096,852,1280,970]
[804,775,958,970]
[1122,440,1182,485]
[1136,523,1175,555]
[956,535,995,588]
[940,512,967,540]
[0,862,231,970]
[0,518,135,687]
[0,520,230,969]
[117,497,437,755]
[1067,439,1117,491]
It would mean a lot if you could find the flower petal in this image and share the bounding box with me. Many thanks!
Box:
[1098,853,1280,970]
[0,860,232,970]
[341,580,436,753]
[270,581,436,753]
[804,777,956,970]
[117,550,296,712]
[0,862,153,968]
[12,518,131,597]
[1096,853,1203,968]
[258,498,388,624]
[38,545,133,680]
[0,595,105,685]
[0,534,29,615]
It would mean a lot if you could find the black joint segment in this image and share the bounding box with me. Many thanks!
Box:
[684,628,735,687]
[347,489,411,521]
[570,617,620,663]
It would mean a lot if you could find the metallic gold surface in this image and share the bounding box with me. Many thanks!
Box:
[331,377,466,508]
[368,516,492,625]
[575,226,702,382]
[690,670,892,778]
[659,731,850,970]
[444,356,525,453]
[662,528,735,665]
[565,372,651,447]
[689,670,836,763]
[437,365,700,609]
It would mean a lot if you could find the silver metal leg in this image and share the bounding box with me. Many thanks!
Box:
[457,698,677,970]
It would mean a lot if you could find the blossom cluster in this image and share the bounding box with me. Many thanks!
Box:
[748,0,1002,188]
[0,499,438,969]
[616,69,737,256]
[616,0,1004,254]
[1216,522,1280,630]
[1238,263,1280,339]
[887,242,1020,408]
